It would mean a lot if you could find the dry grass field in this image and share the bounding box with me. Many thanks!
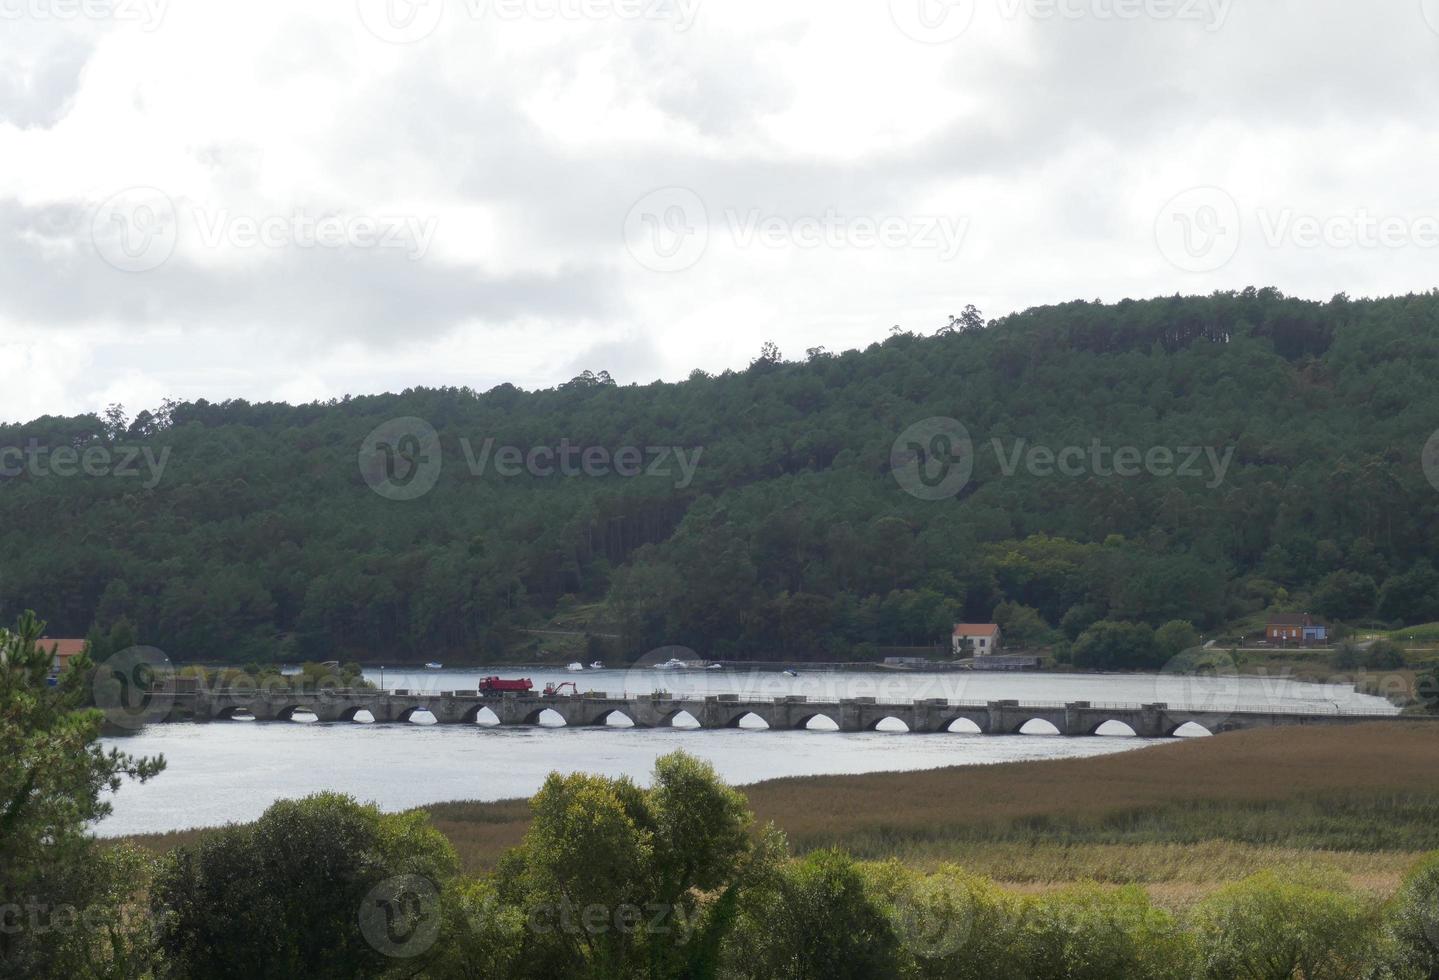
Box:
[131,723,1439,905]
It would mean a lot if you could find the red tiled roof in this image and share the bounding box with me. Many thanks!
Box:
[41,638,87,658]
[953,623,1000,637]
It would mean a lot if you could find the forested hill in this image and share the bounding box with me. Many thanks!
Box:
[6,288,1439,664]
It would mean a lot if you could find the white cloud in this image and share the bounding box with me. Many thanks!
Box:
[2,0,1438,421]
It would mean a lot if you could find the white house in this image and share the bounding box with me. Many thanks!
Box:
[952,623,1002,658]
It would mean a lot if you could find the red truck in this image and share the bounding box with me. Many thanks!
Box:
[479,676,533,693]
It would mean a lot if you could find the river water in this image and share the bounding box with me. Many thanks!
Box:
[95,666,1396,837]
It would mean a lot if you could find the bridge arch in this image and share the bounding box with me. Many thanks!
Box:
[462,705,500,725]
[1167,720,1214,738]
[336,706,377,723]
[217,705,257,721]
[940,716,984,734]
[394,705,437,724]
[274,704,316,722]
[1014,718,1061,735]
[523,707,568,727]
[660,709,701,729]
[795,713,839,731]
[724,711,769,729]
[590,709,639,728]
[867,716,910,732]
[1091,720,1139,737]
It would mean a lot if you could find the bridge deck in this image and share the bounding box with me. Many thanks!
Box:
[157,689,1414,738]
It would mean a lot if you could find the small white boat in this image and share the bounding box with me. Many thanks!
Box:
[566,662,584,672]
[782,669,799,678]
[705,663,723,670]
[653,658,688,670]
[589,661,605,670]
[424,662,443,670]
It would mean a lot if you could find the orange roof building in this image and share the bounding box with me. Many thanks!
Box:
[952,623,1002,657]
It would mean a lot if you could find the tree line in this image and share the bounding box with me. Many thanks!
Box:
[4,288,1439,663]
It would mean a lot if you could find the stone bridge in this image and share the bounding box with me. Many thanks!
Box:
[165,689,1412,737]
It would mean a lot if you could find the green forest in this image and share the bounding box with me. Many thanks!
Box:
[4,287,1439,664]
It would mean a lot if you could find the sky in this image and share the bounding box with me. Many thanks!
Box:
[4,0,1439,422]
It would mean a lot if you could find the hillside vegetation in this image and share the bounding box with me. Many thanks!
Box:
[5,288,1439,662]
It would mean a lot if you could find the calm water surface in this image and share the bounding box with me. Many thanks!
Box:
[96,667,1395,837]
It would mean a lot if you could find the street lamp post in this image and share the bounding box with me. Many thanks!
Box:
[380,666,385,691]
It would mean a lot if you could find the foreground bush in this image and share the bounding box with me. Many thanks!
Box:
[1015,883,1196,980]
[866,861,1027,980]
[722,849,901,980]
[1385,852,1439,979]
[1191,870,1377,980]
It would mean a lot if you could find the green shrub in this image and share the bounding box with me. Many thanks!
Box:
[1191,870,1377,980]
[723,849,901,980]
[1014,883,1196,980]
[865,861,1026,980]
[1383,851,1439,979]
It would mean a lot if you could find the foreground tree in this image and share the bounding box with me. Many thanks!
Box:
[450,751,773,980]
[151,794,458,980]
[0,611,164,978]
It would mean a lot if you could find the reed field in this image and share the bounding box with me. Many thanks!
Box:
[419,724,1439,901]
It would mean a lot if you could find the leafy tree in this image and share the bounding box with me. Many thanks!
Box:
[1313,571,1378,622]
[1072,621,1160,671]
[0,611,165,978]
[993,602,1049,649]
[495,751,770,980]
[1154,620,1201,661]
[723,849,900,980]
[151,793,458,980]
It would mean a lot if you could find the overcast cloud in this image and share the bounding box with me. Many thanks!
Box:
[4,0,1439,421]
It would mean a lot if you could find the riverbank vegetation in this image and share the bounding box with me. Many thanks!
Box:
[14,621,1439,978]
[7,290,1439,664]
